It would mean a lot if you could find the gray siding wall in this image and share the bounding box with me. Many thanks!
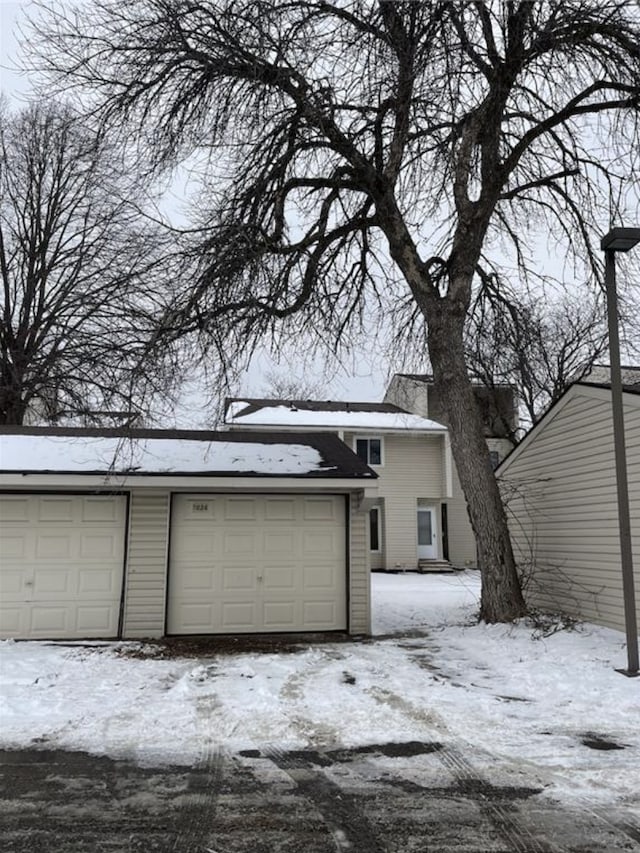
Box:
[122,490,171,638]
[348,497,371,634]
[499,389,640,633]
[345,432,446,569]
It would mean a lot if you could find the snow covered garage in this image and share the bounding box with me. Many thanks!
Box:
[0,428,377,640]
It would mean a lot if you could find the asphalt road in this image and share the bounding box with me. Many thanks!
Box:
[1,743,640,853]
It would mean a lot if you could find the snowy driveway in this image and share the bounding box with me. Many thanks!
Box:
[1,572,639,851]
[3,738,639,853]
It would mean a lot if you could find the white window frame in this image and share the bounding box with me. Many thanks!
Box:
[353,435,384,467]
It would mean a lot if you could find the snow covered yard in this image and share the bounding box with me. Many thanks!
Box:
[1,571,638,813]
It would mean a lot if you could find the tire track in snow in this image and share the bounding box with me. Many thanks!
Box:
[584,805,640,851]
[436,746,555,853]
[170,743,224,853]
[278,647,346,747]
[263,745,386,853]
[366,684,555,853]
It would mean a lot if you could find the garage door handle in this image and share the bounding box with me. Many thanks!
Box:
[25,581,34,586]
[257,575,263,582]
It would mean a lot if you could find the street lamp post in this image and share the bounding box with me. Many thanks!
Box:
[600,227,640,677]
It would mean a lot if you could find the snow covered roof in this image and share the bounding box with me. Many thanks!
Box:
[579,364,640,391]
[225,398,447,432]
[0,428,376,478]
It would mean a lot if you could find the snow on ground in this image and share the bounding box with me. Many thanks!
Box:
[1,572,638,812]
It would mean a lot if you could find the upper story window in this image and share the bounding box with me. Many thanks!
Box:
[488,450,500,470]
[355,437,383,466]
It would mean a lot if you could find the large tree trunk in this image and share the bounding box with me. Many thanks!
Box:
[376,192,526,623]
[0,385,28,425]
[427,291,526,623]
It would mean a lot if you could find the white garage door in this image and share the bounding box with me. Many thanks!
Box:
[168,494,347,634]
[0,494,127,639]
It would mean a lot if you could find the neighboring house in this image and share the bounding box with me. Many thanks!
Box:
[579,364,640,388]
[22,400,142,428]
[383,374,518,567]
[0,427,377,641]
[225,399,457,572]
[496,381,640,634]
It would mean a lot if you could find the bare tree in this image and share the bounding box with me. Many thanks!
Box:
[30,1,640,621]
[0,98,178,425]
[465,284,610,434]
[260,370,328,401]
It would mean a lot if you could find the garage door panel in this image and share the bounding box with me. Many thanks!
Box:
[34,568,72,595]
[82,498,122,523]
[0,570,24,596]
[173,532,220,561]
[168,494,346,634]
[302,498,340,522]
[224,498,258,521]
[303,601,337,625]
[264,498,296,521]
[0,534,27,559]
[221,601,258,630]
[263,600,297,629]
[0,499,30,522]
[78,569,119,594]
[29,606,69,634]
[223,532,257,556]
[264,531,297,553]
[263,566,298,590]
[180,567,217,592]
[36,534,73,559]
[222,567,258,592]
[76,605,117,633]
[80,533,121,559]
[175,602,216,632]
[303,565,338,589]
[0,495,126,640]
[178,497,216,520]
[38,498,75,522]
[0,608,22,633]
[303,530,341,555]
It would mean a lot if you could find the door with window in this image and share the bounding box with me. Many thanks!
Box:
[417,506,437,559]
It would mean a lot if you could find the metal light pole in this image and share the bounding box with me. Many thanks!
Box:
[600,227,640,677]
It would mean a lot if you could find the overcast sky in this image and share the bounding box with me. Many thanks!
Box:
[1,2,30,100]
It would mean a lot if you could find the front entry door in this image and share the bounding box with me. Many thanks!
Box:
[417,507,437,559]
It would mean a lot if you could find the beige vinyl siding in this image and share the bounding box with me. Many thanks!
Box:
[345,432,446,569]
[348,496,371,633]
[443,438,513,569]
[370,551,385,571]
[499,389,640,633]
[121,490,170,638]
[445,464,477,568]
